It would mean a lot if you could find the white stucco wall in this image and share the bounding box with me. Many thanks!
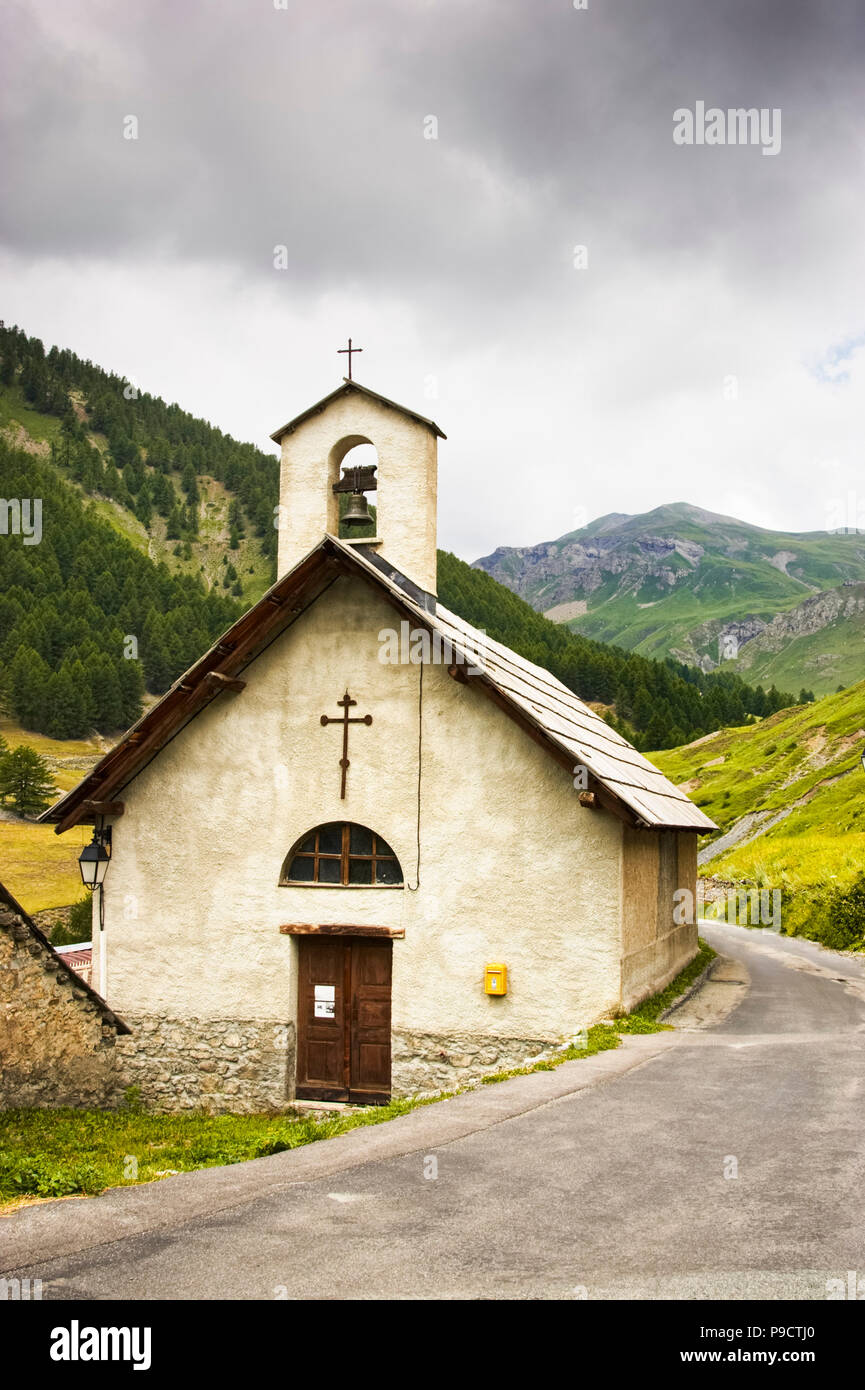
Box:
[100,577,625,1056]
[276,392,439,594]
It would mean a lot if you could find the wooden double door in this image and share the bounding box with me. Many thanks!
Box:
[296,936,392,1104]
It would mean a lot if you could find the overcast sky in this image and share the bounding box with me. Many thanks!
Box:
[2,0,863,560]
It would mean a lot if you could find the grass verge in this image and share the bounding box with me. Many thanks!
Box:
[0,939,716,1210]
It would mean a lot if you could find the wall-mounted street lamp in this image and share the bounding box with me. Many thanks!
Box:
[78,827,111,889]
[78,827,112,992]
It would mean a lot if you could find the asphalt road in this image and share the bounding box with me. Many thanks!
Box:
[4,921,865,1300]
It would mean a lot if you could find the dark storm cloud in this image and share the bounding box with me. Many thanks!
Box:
[3,0,864,312]
[2,0,864,555]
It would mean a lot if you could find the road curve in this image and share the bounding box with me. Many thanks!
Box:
[4,921,865,1300]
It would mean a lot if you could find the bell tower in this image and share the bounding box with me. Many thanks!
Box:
[270,378,445,597]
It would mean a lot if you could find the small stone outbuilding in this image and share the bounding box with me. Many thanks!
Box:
[0,880,129,1108]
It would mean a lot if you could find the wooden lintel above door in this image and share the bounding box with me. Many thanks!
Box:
[280,923,404,939]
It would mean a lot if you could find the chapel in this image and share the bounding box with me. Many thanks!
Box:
[44,374,716,1109]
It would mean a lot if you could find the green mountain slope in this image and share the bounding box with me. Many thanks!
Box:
[651,681,865,894]
[0,438,240,738]
[0,323,279,606]
[475,503,865,694]
[719,582,865,694]
[436,551,796,748]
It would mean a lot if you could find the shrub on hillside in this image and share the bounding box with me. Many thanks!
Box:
[786,874,865,952]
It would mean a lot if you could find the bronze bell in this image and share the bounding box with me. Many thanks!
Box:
[343,490,372,527]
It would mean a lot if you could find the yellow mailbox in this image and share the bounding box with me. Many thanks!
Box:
[484,963,508,996]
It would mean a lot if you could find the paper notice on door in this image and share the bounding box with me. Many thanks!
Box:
[314,985,335,1002]
[314,999,336,1019]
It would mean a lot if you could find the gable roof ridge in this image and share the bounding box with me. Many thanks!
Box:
[41,534,717,834]
[270,379,446,443]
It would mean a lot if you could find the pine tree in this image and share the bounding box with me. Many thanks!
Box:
[228,498,245,537]
[153,473,175,516]
[86,653,124,731]
[0,345,16,385]
[118,658,145,726]
[8,645,52,730]
[0,745,56,817]
[135,488,153,529]
[181,461,199,503]
[44,668,89,739]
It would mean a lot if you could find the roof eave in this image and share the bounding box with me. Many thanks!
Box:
[41,537,346,831]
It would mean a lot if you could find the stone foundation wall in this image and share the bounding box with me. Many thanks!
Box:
[391,1029,556,1096]
[116,1015,296,1113]
[114,1022,561,1111]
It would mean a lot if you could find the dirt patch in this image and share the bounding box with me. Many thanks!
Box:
[0,424,50,457]
[700,767,856,864]
[543,600,587,623]
[68,390,89,424]
[834,730,865,760]
[0,1192,85,1217]
[804,726,828,767]
[679,729,723,752]
[698,810,773,865]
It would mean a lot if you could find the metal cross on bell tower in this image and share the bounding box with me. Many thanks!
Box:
[337,337,363,380]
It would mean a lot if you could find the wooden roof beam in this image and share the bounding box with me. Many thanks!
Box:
[204,671,247,693]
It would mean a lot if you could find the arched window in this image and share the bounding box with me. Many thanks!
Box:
[280,823,403,886]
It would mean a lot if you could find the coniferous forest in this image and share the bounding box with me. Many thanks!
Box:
[1,322,279,555]
[0,438,239,738]
[0,322,799,750]
[436,552,799,750]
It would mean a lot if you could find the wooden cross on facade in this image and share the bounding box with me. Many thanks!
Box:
[338,337,363,380]
[320,689,373,798]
